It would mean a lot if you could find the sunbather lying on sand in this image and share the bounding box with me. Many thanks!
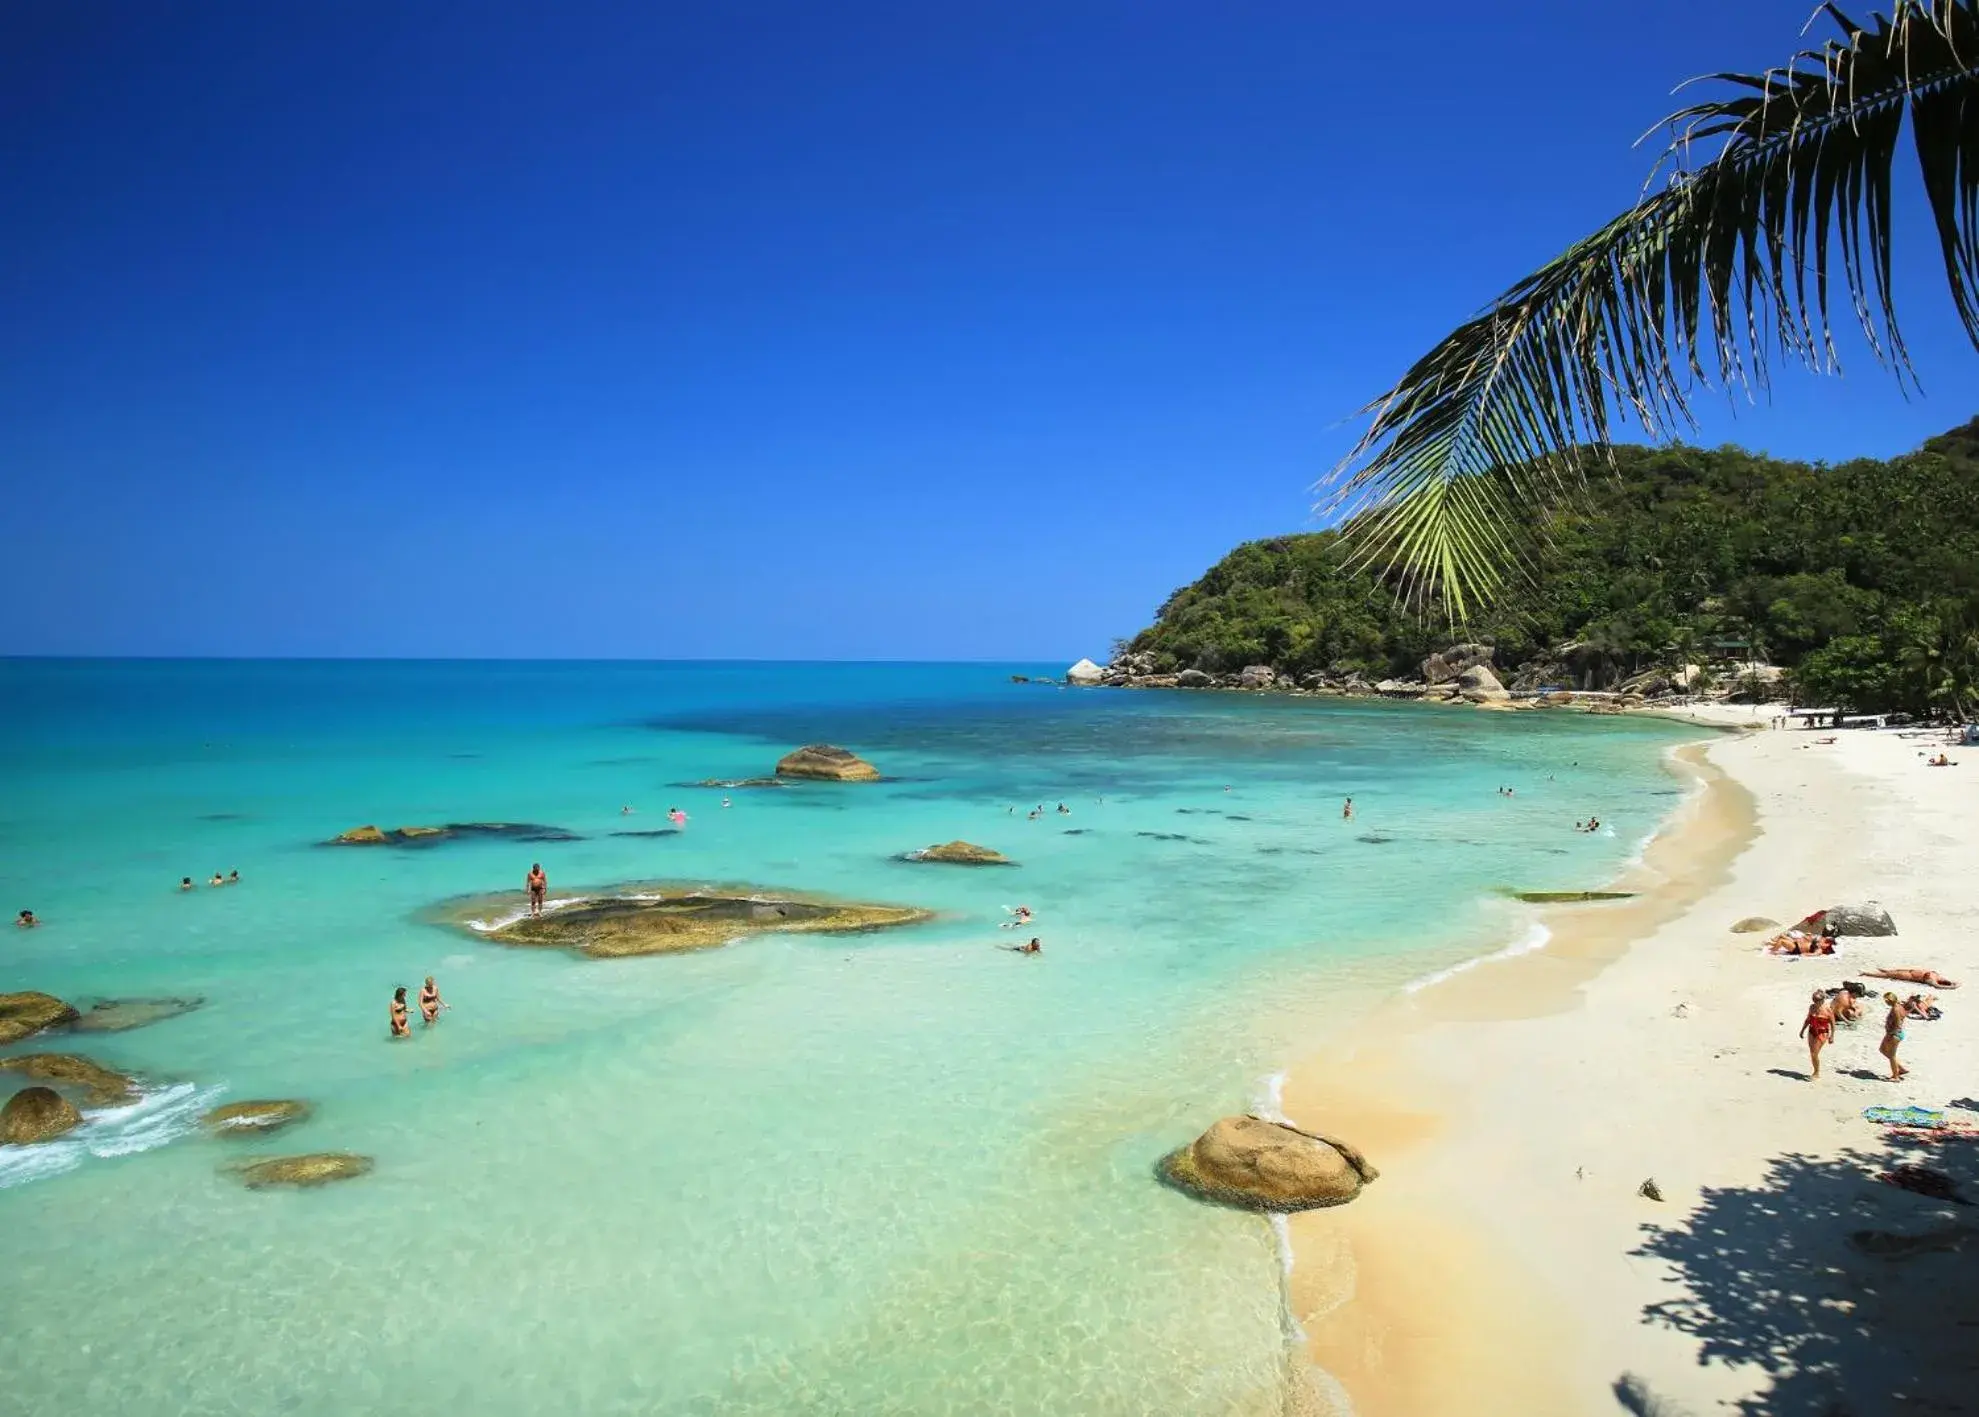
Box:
[1865,968,1959,989]
[1767,932,1836,956]
[1903,993,1942,1020]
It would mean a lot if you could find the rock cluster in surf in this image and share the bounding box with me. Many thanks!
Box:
[774,745,882,782]
[903,841,1013,866]
[448,886,933,959]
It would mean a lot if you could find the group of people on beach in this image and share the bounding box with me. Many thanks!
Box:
[1797,970,1957,1081]
[389,977,448,1038]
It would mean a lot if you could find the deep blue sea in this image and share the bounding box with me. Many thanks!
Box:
[0,660,1700,1414]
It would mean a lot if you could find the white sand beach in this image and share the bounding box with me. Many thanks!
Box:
[1281,720,1979,1415]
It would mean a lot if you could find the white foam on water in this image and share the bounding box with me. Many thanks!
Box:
[0,1081,220,1189]
[1402,920,1553,995]
[1250,1069,1289,1125]
[464,893,592,932]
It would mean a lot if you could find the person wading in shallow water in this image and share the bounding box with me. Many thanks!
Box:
[526,863,548,918]
[389,987,410,1039]
[418,976,446,1026]
[1799,987,1835,1079]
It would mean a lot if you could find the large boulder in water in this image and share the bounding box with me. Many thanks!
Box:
[0,992,80,1045]
[1158,1115,1378,1212]
[330,822,581,847]
[1458,664,1511,703]
[0,1053,142,1107]
[907,841,1013,866]
[775,745,881,782]
[1822,902,1898,937]
[235,1152,373,1189]
[449,886,932,959]
[1066,658,1105,685]
[71,997,204,1034]
[1,1087,83,1145]
[203,1099,312,1136]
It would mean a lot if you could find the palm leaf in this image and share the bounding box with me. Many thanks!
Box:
[1323,0,1979,619]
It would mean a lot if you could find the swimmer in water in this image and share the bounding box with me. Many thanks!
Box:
[16,909,38,928]
[209,872,225,887]
[668,807,688,826]
[179,877,194,892]
[418,975,446,1026]
[227,869,239,884]
[390,987,411,1039]
[526,863,548,917]
[621,805,634,815]
[1342,798,1354,820]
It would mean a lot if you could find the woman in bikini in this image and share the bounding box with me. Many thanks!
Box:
[526,863,548,918]
[1798,988,1834,1079]
[418,976,445,1026]
[389,987,411,1040]
[1880,992,1909,1080]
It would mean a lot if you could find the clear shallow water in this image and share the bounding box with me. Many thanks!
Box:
[0,661,1698,1414]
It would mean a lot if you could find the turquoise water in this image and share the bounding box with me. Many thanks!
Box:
[0,661,1698,1414]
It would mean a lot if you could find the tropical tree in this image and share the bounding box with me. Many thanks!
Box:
[1323,1,1979,618]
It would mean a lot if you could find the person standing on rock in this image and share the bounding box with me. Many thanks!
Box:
[526,863,548,917]
[1799,988,1834,1079]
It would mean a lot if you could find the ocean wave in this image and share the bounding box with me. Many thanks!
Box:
[1402,920,1553,995]
[0,1081,220,1190]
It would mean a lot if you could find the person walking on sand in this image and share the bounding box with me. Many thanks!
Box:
[526,863,548,917]
[418,976,446,1026]
[1799,988,1834,1079]
[389,987,411,1039]
[1880,992,1910,1080]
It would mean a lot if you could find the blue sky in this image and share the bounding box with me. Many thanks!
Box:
[4,1,1974,660]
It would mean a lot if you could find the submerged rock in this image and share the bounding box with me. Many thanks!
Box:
[204,1099,313,1136]
[0,1053,142,1107]
[690,778,788,790]
[1,1087,83,1145]
[775,745,882,782]
[235,1152,373,1189]
[328,822,582,847]
[1514,890,1637,904]
[0,992,80,1046]
[1159,1115,1377,1212]
[906,841,1013,866]
[451,887,932,959]
[71,997,205,1033]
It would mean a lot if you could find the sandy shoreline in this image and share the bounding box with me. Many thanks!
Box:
[1278,714,1979,1415]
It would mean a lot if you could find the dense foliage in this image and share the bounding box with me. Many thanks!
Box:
[1125,418,1979,715]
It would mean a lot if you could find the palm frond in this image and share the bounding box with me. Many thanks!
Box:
[1323,0,1979,619]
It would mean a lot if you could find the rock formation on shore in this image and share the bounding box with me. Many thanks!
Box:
[204,1099,313,1136]
[0,1053,142,1107]
[1,1086,83,1145]
[1066,658,1105,684]
[448,886,932,959]
[0,992,81,1045]
[1820,902,1899,936]
[234,1152,374,1188]
[1158,1115,1377,1211]
[905,841,1012,866]
[329,822,582,847]
[774,745,882,782]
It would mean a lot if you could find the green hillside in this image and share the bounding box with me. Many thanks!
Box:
[1118,418,1979,714]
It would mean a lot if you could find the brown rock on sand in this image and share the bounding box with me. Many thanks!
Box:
[0,992,81,1045]
[1730,916,1782,934]
[1159,1115,1378,1211]
[1,1087,83,1145]
[774,745,882,782]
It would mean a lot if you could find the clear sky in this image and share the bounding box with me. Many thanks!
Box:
[5,1,1974,660]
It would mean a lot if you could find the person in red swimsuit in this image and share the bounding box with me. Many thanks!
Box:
[1798,987,1835,1079]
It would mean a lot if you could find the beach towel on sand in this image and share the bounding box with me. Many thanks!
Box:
[1865,1105,1947,1128]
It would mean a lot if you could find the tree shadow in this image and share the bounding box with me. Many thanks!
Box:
[1630,1133,1979,1414]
